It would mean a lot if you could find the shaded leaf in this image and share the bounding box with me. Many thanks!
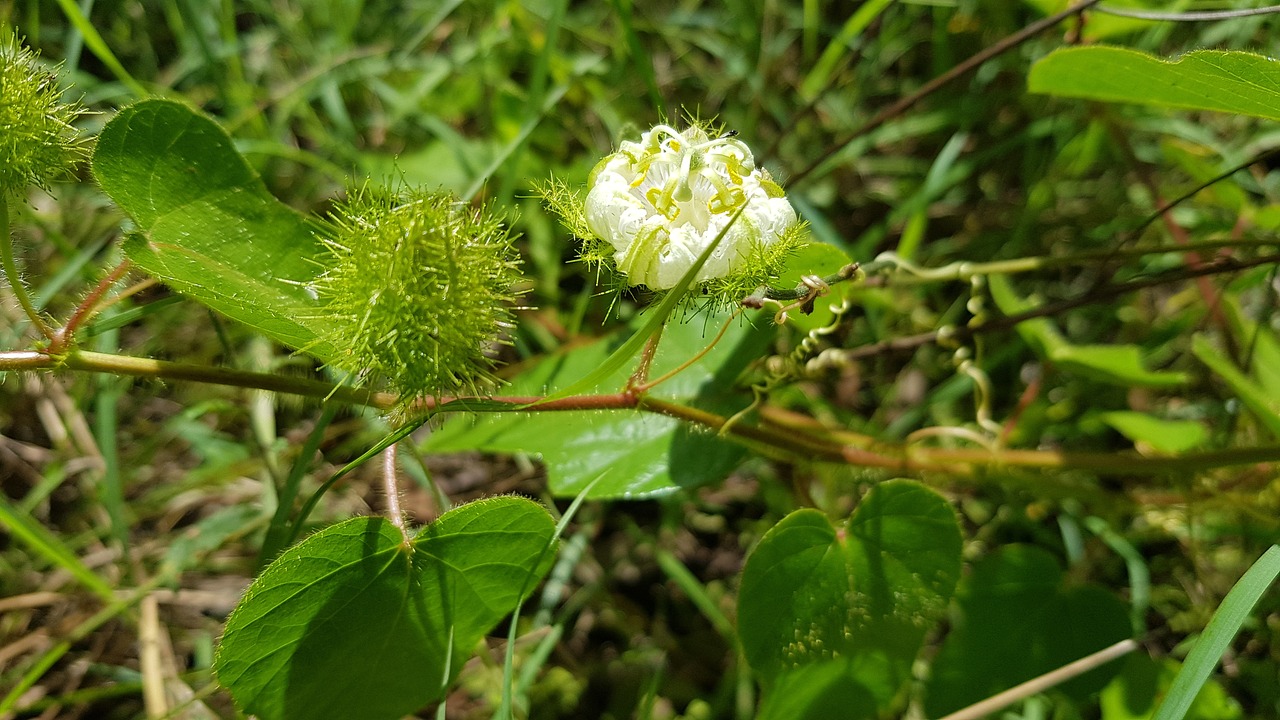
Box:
[756,661,879,720]
[1192,334,1280,439]
[427,311,772,499]
[1101,654,1242,720]
[989,274,1188,388]
[924,545,1132,717]
[1022,0,1156,41]
[215,497,556,720]
[1100,411,1208,454]
[738,480,962,709]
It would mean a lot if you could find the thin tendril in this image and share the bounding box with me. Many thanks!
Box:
[1093,3,1280,20]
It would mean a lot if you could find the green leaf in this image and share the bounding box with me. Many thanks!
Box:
[988,274,1188,388]
[1221,297,1280,399]
[1153,545,1280,720]
[92,99,336,360]
[738,480,962,708]
[756,662,879,720]
[1100,411,1208,454]
[427,310,772,499]
[924,545,1132,717]
[1192,334,1280,439]
[215,497,556,720]
[1029,48,1280,122]
[1054,344,1189,389]
[1101,654,1242,720]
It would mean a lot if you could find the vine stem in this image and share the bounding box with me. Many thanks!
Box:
[843,252,1280,361]
[859,239,1280,288]
[4,348,1280,476]
[49,259,134,353]
[383,442,407,540]
[0,193,56,340]
[634,308,743,393]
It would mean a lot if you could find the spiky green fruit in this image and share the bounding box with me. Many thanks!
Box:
[0,29,86,195]
[312,185,523,400]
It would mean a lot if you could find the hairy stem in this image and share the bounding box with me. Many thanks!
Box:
[0,193,55,340]
[383,443,407,539]
[5,348,1280,477]
[50,259,134,353]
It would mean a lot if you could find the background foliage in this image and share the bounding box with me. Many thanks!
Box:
[2,1,1279,719]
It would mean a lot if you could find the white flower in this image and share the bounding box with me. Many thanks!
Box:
[584,124,799,290]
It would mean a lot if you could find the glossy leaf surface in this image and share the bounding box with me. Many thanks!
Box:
[93,99,336,359]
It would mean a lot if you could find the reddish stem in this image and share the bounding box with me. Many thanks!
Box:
[50,259,134,354]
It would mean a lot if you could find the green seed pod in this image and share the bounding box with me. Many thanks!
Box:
[311,184,523,400]
[0,29,86,195]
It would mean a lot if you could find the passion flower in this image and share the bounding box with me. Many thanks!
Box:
[542,122,806,302]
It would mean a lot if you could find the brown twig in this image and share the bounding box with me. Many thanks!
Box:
[788,0,1104,186]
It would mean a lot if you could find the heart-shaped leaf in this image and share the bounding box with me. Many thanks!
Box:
[924,544,1132,717]
[738,480,962,709]
[92,99,337,359]
[214,496,556,720]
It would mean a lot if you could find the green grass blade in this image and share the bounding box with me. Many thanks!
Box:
[656,548,735,641]
[259,403,340,566]
[496,475,600,720]
[609,0,663,113]
[1193,334,1280,438]
[1152,545,1280,720]
[0,497,115,602]
[463,82,572,202]
[1085,515,1152,635]
[0,584,150,713]
[799,0,896,100]
[51,0,147,96]
[93,328,129,553]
